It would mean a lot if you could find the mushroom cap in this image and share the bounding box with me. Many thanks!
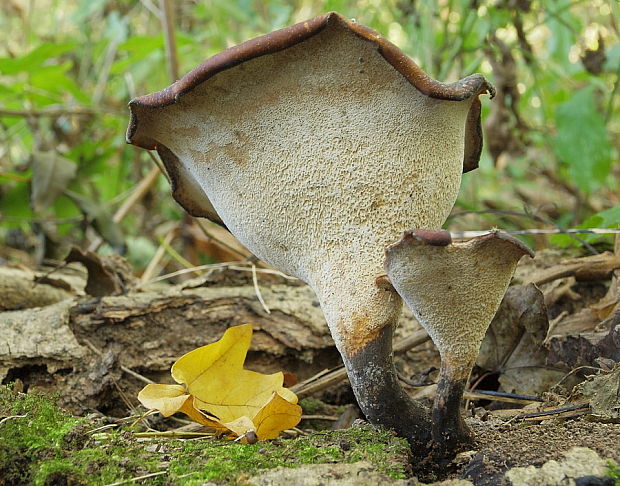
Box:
[127,12,493,223]
[384,230,533,362]
[126,13,495,351]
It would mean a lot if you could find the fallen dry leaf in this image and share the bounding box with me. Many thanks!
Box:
[137,383,218,427]
[574,363,620,421]
[477,284,565,395]
[30,150,77,214]
[138,324,301,440]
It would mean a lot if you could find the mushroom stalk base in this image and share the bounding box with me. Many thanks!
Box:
[431,360,473,454]
[345,324,432,453]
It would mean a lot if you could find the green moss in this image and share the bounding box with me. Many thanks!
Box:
[166,425,410,483]
[0,385,411,485]
[607,460,620,486]
[0,387,161,485]
[299,397,325,414]
[0,385,79,451]
[0,385,80,485]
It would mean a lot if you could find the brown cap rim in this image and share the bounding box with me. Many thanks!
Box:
[126,11,495,160]
[386,229,534,259]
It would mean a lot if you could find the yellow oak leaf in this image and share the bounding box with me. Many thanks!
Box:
[223,392,302,441]
[251,391,303,440]
[137,324,301,440]
[137,384,219,427]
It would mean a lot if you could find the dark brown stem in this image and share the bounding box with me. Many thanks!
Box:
[345,324,432,453]
[430,361,473,455]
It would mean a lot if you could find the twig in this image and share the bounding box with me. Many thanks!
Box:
[143,262,242,284]
[82,339,155,385]
[133,431,215,439]
[451,228,620,238]
[605,60,620,123]
[252,264,271,314]
[92,37,120,106]
[290,366,349,397]
[0,415,26,426]
[139,0,161,17]
[147,151,167,176]
[140,262,298,286]
[0,108,119,117]
[525,254,620,286]
[140,228,176,283]
[552,365,604,389]
[0,172,30,182]
[131,409,158,428]
[158,233,196,270]
[193,218,261,264]
[397,367,437,387]
[514,403,590,421]
[114,167,161,224]
[449,208,602,253]
[226,266,297,280]
[465,370,492,410]
[88,167,162,252]
[393,329,430,353]
[1,215,82,224]
[103,471,167,486]
[87,423,121,435]
[403,386,542,405]
[290,329,430,397]
[301,414,338,421]
[159,0,179,81]
[464,389,542,404]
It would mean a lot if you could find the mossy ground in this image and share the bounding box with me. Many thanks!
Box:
[607,461,620,485]
[0,385,411,485]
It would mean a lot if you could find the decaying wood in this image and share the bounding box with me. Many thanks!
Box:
[0,268,423,413]
[3,247,619,420]
[0,265,82,310]
[525,252,620,286]
[0,300,86,380]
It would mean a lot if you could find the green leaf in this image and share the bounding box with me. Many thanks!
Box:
[550,206,620,248]
[0,182,33,221]
[605,43,620,72]
[111,36,165,76]
[552,86,613,194]
[0,43,76,75]
[583,206,620,229]
[29,63,89,104]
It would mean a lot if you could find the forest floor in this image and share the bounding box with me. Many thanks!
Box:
[1,246,620,485]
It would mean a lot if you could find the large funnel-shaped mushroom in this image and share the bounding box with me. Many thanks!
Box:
[127,12,494,451]
[384,230,533,452]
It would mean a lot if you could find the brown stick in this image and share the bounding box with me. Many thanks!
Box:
[0,108,119,117]
[82,339,155,385]
[88,167,161,252]
[113,167,160,224]
[159,0,179,81]
[290,328,430,397]
[525,253,620,286]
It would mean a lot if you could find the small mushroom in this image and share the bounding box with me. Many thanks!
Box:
[384,230,533,453]
[126,13,494,451]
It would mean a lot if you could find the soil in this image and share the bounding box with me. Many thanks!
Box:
[459,418,620,485]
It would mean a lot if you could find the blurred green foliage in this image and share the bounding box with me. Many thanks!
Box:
[0,0,618,271]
